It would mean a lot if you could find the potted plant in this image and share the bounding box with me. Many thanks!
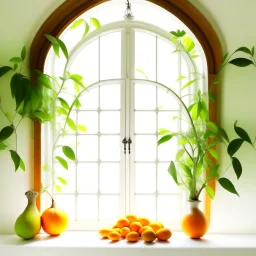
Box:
[157,30,255,239]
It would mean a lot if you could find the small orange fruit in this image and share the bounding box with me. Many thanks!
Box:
[129,222,142,233]
[120,227,130,237]
[156,228,172,241]
[138,217,150,226]
[126,231,140,242]
[158,222,164,228]
[116,217,130,228]
[114,228,121,233]
[149,222,162,232]
[108,231,121,241]
[139,226,153,235]
[99,228,113,238]
[141,230,156,243]
[126,214,138,223]
[112,224,118,229]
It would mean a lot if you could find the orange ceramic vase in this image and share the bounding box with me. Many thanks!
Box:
[181,200,208,239]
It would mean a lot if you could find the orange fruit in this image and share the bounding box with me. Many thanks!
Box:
[116,217,130,228]
[114,228,121,233]
[98,228,113,238]
[182,209,208,239]
[141,230,156,243]
[129,222,142,232]
[41,202,68,236]
[158,222,164,228]
[108,231,121,241]
[126,214,138,223]
[156,228,172,241]
[138,217,150,226]
[120,227,130,237]
[126,231,140,242]
[112,224,117,229]
[139,225,153,235]
[149,222,162,232]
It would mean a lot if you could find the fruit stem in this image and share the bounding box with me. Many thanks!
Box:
[45,190,55,208]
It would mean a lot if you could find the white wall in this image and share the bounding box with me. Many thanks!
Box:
[0,0,256,234]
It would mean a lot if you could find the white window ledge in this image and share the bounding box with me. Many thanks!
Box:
[0,232,256,256]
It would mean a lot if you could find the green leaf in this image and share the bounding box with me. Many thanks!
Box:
[227,138,244,157]
[135,69,148,80]
[58,97,70,110]
[204,154,214,168]
[55,184,62,192]
[57,38,69,60]
[38,74,52,89]
[56,106,68,116]
[221,52,229,66]
[83,21,90,38]
[157,135,173,146]
[182,79,197,90]
[176,149,185,161]
[69,75,85,88]
[9,150,20,171]
[67,118,77,131]
[158,128,171,135]
[229,58,254,67]
[0,126,14,142]
[78,124,87,132]
[34,111,51,121]
[252,46,255,56]
[180,163,192,179]
[45,34,57,44]
[0,142,7,151]
[31,87,42,112]
[208,91,216,103]
[62,146,75,161]
[235,47,251,55]
[19,157,25,171]
[219,126,229,142]
[208,164,219,179]
[57,176,67,185]
[91,17,101,29]
[0,66,12,77]
[232,157,242,179]
[176,76,187,82]
[207,121,218,134]
[52,43,60,57]
[179,137,189,145]
[21,46,26,60]
[218,177,239,196]
[55,156,68,170]
[191,103,199,120]
[70,19,84,29]
[9,57,23,63]
[206,186,215,199]
[234,120,252,144]
[168,161,179,185]
[182,36,195,52]
[209,148,218,160]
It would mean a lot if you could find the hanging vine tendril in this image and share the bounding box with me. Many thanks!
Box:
[124,0,134,21]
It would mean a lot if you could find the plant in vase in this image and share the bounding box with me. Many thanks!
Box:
[157,30,255,239]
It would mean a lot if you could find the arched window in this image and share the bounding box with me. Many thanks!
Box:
[31,0,222,230]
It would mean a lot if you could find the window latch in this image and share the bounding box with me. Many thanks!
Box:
[127,138,132,154]
[122,138,127,154]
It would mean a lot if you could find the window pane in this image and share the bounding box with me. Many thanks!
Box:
[100,111,120,134]
[135,195,156,220]
[77,163,98,193]
[70,39,99,86]
[157,195,181,220]
[100,32,121,80]
[54,195,75,220]
[135,31,156,81]
[158,137,178,161]
[135,163,156,193]
[100,84,120,109]
[135,84,156,110]
[77,195,98,220]
[79,88,99,110]
[157,87,179,110]
[135,112,156,134]
[56,110,76,135]
[100,135,120,161]
[78,111,98,134]
[99,196,119,219]
[135,135,156,161]
[100,163,120,193]
[77,135,98,161]
[158,112,179,132]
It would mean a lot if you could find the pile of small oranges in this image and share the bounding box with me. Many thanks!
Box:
[99,214,172,243]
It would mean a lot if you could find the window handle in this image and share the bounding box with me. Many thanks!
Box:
[122,138,127,154]
[127,138,132,154]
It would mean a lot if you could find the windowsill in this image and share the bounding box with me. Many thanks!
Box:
[0,232,256,256]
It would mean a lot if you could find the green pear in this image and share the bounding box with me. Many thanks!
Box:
[14,191,41,239]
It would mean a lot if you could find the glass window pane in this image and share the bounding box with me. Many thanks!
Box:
[135,164,156,193]
[77,195,98,220]
[135,135,156,161]
[77,135,98,161]
[100,32,121,80]
[79,88,99,110]
[135,195,156,220]
[158,163,179,193]
[157,37,179,88]
[99,196,119,219]
[157,195,181,220]
[135,112,156,134]
[100,163,120,193]
[135,84,156,110]
[158,137,178,161]
[54,195,75,221]
[70,39,99,86]
[157,87,179,110]
[100,135,120,161]
[135,31,156,81]
[78,111,98,134]
[77,163,98,193]
[100,84,120,109]
[100,112,120,134]
[158,112,179,132]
